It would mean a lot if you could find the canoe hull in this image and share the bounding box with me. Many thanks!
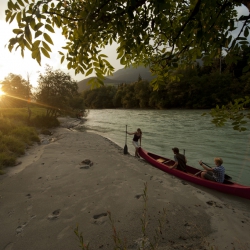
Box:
[138,147,250,200]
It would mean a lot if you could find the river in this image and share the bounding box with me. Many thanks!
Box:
[79,109,250,186]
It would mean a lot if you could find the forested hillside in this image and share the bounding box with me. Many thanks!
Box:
[79,48,250,110]
[77,66,154,92]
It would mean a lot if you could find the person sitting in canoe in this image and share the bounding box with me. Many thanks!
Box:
[127,128,142,158]
[199,158,225,183]
[169,147,187,172]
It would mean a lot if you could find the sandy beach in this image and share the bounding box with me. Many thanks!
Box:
[0,117,250,250]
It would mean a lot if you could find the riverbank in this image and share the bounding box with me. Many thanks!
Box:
[0,117,250,250]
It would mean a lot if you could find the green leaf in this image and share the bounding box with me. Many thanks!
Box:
[85,68,93,76]
[9,12,17,23]
[42,41,51,52]
[16,12,22,23]
[35,30,43,38]
[32,40,41,50]
[239,15,250,21]
[41,47,50,58]
[32,48,40,59]
[60,56,65,64]
[34,23,43,31]
[5,11,12,22]
[23,39,32,50]
[14,3,20,10]
[236,37,246,41]
[13,29,23,35]
[244,27,249,37]
[99,54,108,58]
[8,43,13,52]
[25,25,32,43]
[36,50,41,65]
[45,24,55,33]
[8,0,15,10]
[67,61,72,69]
[43,33,54,45]
[243,65,249,73]
[17,0,24,7]
[30,18,36,31]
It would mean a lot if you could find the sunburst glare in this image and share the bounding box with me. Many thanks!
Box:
[0,88,5,97]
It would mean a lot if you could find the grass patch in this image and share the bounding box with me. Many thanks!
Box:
[0,152,16,169]
[30,115,60,128]
[1,135,25,156]
[0,107,61,172]
[10,126,40,145]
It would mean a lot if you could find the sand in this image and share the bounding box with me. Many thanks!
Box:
[0,117,250,250]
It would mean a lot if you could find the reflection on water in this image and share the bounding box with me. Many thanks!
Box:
[80,109,250,186]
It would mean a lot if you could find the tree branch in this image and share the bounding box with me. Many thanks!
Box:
[208,0,232,32]
[173,0,202,43]
[228,17,249,50]
[45,11,82,21]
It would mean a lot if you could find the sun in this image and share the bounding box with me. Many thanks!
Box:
[0,89,5,97]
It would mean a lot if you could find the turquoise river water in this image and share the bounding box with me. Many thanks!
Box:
[79,109,250,186]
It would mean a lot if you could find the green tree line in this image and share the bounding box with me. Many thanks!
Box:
[81,63,250,110]
[0,65,86,118]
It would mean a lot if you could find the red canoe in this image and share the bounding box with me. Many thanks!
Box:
[138,147,250,200]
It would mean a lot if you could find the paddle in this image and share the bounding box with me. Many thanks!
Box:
[123,125,128,154]
[201,162,232,181]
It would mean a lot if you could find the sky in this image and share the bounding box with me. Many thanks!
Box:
[0,0,123,88]
[0,1,249,88]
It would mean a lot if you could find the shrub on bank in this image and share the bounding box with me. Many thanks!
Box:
[10,126,40,145]
[0,118,16,134]
[30,115,60,128]
[0,107,61,173]
[0,152,16,174]
[1,135,25,156]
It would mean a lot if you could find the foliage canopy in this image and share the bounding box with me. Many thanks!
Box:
[35,65,83,116]
[1,73,31,108]
[5,0,250,88]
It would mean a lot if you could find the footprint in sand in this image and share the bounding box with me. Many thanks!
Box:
[80,165,91,169]
[3,242,14,250]
[81,159,93,165]
[16,215,36,235]
[206,200,223,208]
[16,222,27,234]
[91,212,108,225]
[26,193,32,199]
[93,212,107,219]
[48,209,61,220]
[80,159,93,169]
[135,194,143,199]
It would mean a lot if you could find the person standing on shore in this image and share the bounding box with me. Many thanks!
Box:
[199,158,225,183]
[127,128,142,158]
[169,147,187,172]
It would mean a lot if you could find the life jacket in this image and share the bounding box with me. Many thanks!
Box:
[175,154,187,172]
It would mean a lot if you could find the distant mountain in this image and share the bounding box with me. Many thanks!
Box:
[77,66,155,92]
[109,66,155,82]
[77,77,124,92]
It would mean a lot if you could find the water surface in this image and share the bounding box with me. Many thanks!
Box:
[80,109,250,186]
